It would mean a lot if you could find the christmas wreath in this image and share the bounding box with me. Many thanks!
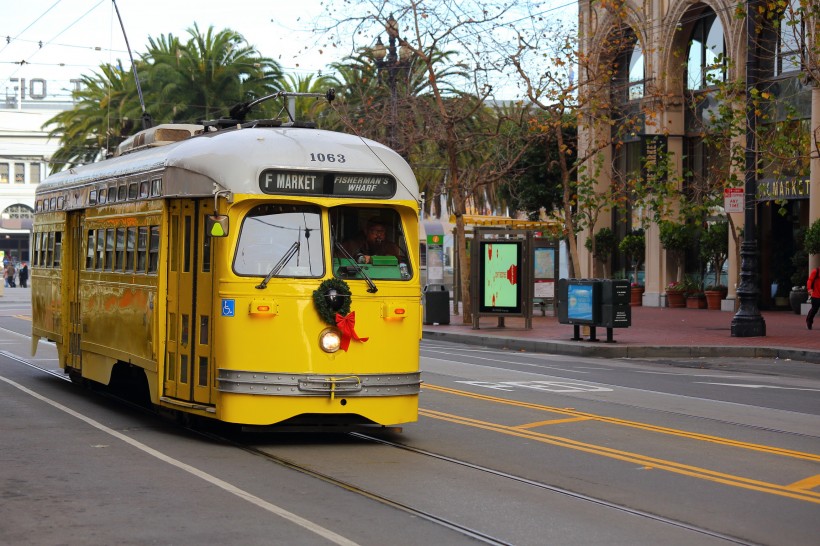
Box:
[313,278,368,351]
[313,278,352,325]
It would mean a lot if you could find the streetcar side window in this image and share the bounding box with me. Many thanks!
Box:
[126,227,136,272]
[33,233,41,267]
[45,231,54,266]
[137,227,148,272]
[233,204,323,278]
[115,228,125,271]
[148,226,160,274]
[96,230,105,270]
[53,231,62,267]
[105,229,115,271]
[86,231,95,269]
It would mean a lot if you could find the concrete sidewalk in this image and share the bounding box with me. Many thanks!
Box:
[422,303,820,364]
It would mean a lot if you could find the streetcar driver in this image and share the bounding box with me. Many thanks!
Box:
[343,216,407,265]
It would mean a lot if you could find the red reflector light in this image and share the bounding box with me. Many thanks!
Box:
[394,308,405,315]
[257,305,270,312]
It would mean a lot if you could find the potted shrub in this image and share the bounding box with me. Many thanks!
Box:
[686,280,707,309]
[659,221,695,283]
[585,227,617,277]
[666,280,688,308]
[699,221,728,289]
[704,284,727,310]
[790,227,809,313]
[806,218,820,257]
[619,229,645,306]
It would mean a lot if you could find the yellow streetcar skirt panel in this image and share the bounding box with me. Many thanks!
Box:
[216,391,419,426]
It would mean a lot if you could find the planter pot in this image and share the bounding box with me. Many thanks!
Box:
[789,288,809,314]
[630,286,645,306]
[686,295,706,309]
[667,291,686,308]
[704,290,723,310]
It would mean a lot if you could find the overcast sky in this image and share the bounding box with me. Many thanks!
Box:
[2,0,343,101]
[3,0,577,103]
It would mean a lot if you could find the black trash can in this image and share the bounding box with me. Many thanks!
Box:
[423,284,450,325]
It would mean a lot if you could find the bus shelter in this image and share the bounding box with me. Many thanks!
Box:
[457,216,561,330]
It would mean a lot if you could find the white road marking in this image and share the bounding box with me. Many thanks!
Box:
[696,382,820,392]
[456,380,613,393]
[0,374,360,546]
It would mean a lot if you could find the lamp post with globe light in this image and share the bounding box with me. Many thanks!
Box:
[371,15,413,153]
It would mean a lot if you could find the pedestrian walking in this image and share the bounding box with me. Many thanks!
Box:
[18,262,28,288]
[4,262,15,288]
[808,266,820,330]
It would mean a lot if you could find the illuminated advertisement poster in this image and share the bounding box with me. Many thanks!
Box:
[567,283,595,323]
[479,241,522,313]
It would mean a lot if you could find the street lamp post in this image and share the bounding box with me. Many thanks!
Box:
[731,0,766,337]
[372,15,412,153]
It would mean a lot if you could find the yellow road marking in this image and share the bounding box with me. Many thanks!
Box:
[516,417,592,429]
[419,408,820,504]
[14,315,32,322]
[423,383,820,462]
[788,475,820,491]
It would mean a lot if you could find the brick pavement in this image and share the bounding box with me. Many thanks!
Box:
[422,303,820,363]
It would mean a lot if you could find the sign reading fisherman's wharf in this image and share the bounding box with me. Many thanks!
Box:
[259,170,396,198]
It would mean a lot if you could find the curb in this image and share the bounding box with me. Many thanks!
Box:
[421,330,820,364]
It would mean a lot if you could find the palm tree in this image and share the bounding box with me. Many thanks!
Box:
[45,25,284,170]
[145,24,283,123]
[46,62,142,170]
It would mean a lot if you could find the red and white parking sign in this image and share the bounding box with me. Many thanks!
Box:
[724,188,744,213]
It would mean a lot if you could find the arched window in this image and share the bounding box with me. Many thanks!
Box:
[612,29,644,103]
[773,0,804,76]
[687,10,725,90]
[3,204,34,220]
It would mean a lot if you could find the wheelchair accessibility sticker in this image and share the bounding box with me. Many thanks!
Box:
[222,299,235,317]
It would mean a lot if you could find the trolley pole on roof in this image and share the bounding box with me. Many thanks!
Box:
[112,0,152,130]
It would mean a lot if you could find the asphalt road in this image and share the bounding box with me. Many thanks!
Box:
[1,301,818,545]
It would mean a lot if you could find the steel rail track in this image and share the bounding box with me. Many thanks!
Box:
[350,432,760,546]
[2,345,759,545]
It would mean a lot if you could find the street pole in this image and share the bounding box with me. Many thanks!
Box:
[372,14,410,154]
[731,0,766,337]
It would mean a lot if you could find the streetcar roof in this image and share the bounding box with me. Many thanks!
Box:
[39,125,419,202]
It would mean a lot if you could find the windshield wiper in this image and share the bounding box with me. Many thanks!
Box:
[256,242,300,289]
[334,241,378,293]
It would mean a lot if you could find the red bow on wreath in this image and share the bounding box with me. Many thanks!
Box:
[335,311,369,352]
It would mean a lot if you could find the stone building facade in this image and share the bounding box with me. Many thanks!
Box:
[576,0,819,309]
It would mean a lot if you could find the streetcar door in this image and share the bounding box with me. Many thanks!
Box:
[164,199,214,404]
[66,211,83,372]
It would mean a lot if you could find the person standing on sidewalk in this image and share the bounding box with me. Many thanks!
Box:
[4,262,15,288]
[807,266,820,330]
[18,262,28,288]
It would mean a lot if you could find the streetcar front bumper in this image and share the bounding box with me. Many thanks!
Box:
[217,370,421,397]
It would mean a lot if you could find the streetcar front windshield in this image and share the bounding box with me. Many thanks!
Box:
[330,206,412,281]
[234,204,323,278]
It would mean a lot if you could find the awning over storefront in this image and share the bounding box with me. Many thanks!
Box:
[448,214,562,235]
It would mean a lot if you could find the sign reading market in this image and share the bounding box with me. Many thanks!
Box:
[756,178,810,201]
[259,170,396,198]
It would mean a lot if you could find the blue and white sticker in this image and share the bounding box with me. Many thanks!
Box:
[222,299,235,317]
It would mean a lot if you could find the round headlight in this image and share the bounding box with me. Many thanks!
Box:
[319,327,341,353]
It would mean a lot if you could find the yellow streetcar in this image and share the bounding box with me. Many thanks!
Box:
[31,106,422,429]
